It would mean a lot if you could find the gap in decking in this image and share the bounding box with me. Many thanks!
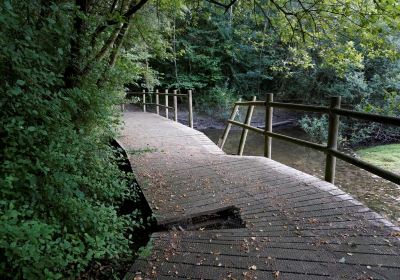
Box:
[110,140,157,250]
[156,206,246,231]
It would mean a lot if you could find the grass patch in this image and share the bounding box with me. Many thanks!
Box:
[357,144,400,173]
[127,147,158,155]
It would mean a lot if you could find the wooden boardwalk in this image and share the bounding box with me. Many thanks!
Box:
[118,112,400,280]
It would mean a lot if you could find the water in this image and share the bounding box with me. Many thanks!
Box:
[202,126,400,225]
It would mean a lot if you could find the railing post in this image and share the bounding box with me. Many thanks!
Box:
[264,93,273,158]
[218,98,241,149]
[155,89,160,115]
[173,89,178,122]
[142,89,146,112]
[165,89,169,119]
[325,96,341,184]
[120,93,125,112]
[188,89,193,128]
[238,96,257,156]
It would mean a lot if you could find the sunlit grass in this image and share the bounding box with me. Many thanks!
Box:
[357,144,400,174]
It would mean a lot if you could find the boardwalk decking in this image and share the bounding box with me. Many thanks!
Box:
[118,112,400,280]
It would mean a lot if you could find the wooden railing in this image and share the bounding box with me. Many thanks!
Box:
[220,94,400,185]
[126,89,193,128]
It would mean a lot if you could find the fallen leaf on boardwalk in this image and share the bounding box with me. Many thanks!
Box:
[338,257,346,263]
[249,265,257,270]
[273,271,280,278]
[308,218,319,224]
[250,237,256,241]
[391,232,400,237]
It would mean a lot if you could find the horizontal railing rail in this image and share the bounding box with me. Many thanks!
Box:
[142,103,174,110]
[127,91,188,97]
[234,101,266,106]
[332,108,400,126]
[124,89,193,128]
[221,94,400,185]
[269,101,330,113]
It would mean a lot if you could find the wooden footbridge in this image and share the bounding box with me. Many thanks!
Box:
[119,93,400,279]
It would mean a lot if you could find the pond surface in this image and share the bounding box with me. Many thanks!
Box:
[202,126,400,226]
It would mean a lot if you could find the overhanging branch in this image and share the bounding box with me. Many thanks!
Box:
[205,0,238,13]
[90,0,149,46]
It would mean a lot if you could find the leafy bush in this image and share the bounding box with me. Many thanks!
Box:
[298,115,329,144]
[0,2,147,278]
[196,86,238,118]
[299,89,400,147]
[347,90,400,146]
[298,57,400,147]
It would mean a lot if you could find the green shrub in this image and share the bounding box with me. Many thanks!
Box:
[0,2,144,278]
[298,115,329,144]
[347,91,400,146]
[299,89,400,147]
[196,86,238,118]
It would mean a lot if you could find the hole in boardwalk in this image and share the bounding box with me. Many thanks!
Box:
[156,206,245,231]
[110,140,156,246]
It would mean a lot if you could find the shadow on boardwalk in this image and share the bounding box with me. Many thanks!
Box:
[118,112,400,280]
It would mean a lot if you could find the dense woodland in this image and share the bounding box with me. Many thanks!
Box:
[1,0,399,278]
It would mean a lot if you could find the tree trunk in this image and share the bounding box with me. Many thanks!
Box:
[64,0,87,88]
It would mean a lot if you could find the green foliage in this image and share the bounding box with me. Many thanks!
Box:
[0,1,153,278]
[151,1,400,126]
[128,148,158,155]
[138,240,153,258]
[298,115,329,144]
[347,89,400,145]
[196,86,238,118]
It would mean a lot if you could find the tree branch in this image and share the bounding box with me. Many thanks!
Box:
[108,22,130,67]
[205,0,227,8]
[205,0,238,13]
[90,0,149,47]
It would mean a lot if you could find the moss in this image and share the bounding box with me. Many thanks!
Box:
[357,144,400,173]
